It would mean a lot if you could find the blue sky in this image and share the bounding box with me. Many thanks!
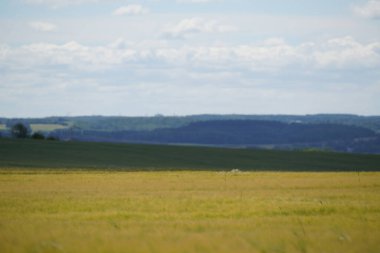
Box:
[0,0,379,117]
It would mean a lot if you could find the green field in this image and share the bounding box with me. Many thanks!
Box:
[0,170,379,253]
[1,138,380,171]
[30,124,68,132]
[0,124,68,132]
[1,138,379,252]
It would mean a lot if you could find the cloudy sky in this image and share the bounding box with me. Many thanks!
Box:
[0,0,379,117]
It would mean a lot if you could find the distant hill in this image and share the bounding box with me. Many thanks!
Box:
[1,114,380,154]
[1,114,380,132]
[48,119,379,153]
[151,120,376,144]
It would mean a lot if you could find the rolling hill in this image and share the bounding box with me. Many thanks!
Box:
[0,138,379,171]
[1,114,380,154]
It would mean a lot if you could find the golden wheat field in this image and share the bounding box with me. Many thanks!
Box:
[0,170,379,253]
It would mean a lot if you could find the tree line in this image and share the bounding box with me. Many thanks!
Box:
[5,123,58,141]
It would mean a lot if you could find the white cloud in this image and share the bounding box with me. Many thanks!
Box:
[0,44,10,60]
[312,36,380,68]
[108,38,130,50]
[2,37,379,73]
[3,1,379,116]
[163,18,236,39]
[29,21,57,32]
[177,0,217,3]
[113,5,149,16]
[24,0,99,8]
[151,37,380,72]
[16,41,136,70]
[352,0,380,19]
[1,37,380,116]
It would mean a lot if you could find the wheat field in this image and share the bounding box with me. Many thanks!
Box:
[0,170,379,253]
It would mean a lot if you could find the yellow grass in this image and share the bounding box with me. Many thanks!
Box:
[0,124,6,130]
[30,124,68,132]
[0,170,379,253]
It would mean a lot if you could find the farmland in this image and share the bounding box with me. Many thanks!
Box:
[0,170,379,253]
[30,124,69,132]
[0,124,69,132]
[0,138,379,252]
[1,138,380,171]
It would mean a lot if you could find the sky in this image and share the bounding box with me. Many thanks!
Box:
[0,0,380,117]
